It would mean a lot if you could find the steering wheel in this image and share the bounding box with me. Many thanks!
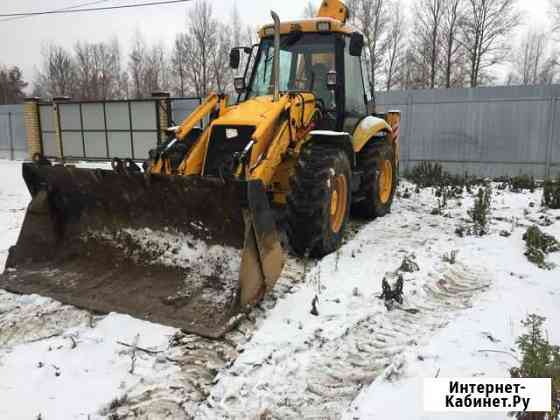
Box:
[314,97,326,118]
[312,96,339,126]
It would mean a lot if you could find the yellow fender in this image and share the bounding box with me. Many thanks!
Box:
[352,116,393,152]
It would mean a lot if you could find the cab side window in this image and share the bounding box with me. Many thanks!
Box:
[344,38,367,116]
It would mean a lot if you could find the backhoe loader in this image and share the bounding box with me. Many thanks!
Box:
[1,0,400,338]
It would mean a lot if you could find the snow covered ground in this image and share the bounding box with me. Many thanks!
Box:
[0,159,558,419]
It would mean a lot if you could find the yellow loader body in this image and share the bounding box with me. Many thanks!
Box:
[1,0,401,337]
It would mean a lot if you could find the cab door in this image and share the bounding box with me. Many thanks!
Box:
[342,36,369,133]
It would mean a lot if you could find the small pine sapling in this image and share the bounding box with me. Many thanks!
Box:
[468,185,492,236]
[510,314,560,419]
[542,177,560,209]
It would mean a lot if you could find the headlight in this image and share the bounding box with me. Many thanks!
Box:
[234,77,246,94]
[317,21,331,32]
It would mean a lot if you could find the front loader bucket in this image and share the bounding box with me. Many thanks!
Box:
[0,163,285,338]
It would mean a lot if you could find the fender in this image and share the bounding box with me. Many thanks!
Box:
[307,130,356,167]
[352,116,393,152]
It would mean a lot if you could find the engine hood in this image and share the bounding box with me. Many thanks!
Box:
[212,95,284,129]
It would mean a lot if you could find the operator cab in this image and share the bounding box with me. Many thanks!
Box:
[230,18,367,132]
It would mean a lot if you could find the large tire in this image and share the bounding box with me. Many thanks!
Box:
[286,143,352,257]
[353,140,397,219]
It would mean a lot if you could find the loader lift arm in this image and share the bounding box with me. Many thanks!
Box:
[176,93,225,141]
[147,93,225,175]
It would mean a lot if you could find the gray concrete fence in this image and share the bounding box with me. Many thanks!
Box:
[0,105,26,160]
[3,86,560,179]
[0,96,201,162]
[375,85,560,179]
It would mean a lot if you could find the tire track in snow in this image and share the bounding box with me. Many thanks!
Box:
[195,197,492,420]
[198,264,490,419]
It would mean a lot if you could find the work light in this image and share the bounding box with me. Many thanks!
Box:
[317,21,331,32]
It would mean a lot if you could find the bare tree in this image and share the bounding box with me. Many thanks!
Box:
[230,2,256,47]
[405,39,431,88]
[34,44,77,98]
[171,34,188,96]
[0,65,27,104]
[184,0,218,97]
[537,55,559,85]
[383,2,405,91]
[441,0,466,87]
[75,39,122,100]
[144,43,169,94]
[410,0,445,88]
[244,25,258,46]
[518,30,545,85]
[74,42,94,99]
[118,71,130,99]
[95,39,123,99]
[232,2,242,47]
[509,28,557,85]
[399,47,418,89]
[129,30,147,98]
[128,33,170,98]
[171,0,248,97]
[459,0,519,87]
[348,0,389,97]
[551,0,560,32]
[212,24,234,94]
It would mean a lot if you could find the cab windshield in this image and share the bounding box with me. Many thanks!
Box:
[247,33,336,107]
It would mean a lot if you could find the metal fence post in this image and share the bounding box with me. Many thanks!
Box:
[404,93,414,171]
[23,97,43,159]
[127,101,135,159]
[53,96,71,160]
[102,102,110,159]
[8,112,14,160]
[545,96,557,178]
[79,103,86,158]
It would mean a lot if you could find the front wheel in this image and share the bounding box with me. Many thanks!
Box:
[353,140,397,219]
[286,144,352,257]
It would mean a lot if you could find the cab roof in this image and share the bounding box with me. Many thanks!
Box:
[257,17,356,38]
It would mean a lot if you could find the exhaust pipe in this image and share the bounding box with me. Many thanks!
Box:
[271,11,281,102]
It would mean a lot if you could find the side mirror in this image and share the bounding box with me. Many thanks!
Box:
[327,70,337,90]
[229,49,241,69]
[349,32,364,57]
[234,77,246,94]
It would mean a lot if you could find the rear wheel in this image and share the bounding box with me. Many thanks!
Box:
[353,140,397,219]
[286,144,351,257]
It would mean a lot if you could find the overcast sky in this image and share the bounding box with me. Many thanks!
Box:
[0,0,553,85]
